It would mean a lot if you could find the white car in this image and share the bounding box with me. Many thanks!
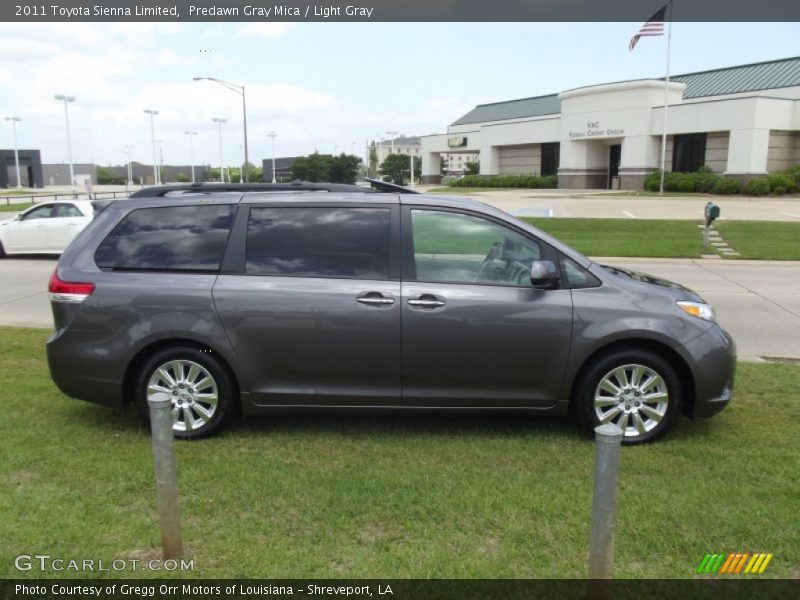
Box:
[0,200,94,256]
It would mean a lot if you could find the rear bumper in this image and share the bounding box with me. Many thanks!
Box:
[46,328,125,408]
[682,324,736,419]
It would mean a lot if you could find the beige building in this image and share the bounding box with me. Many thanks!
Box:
[421,56,800,188]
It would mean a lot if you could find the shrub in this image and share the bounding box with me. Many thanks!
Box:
[712,178,741,195]
[766,173,796,194]
[744,178,771,196]
[448,174,556,189]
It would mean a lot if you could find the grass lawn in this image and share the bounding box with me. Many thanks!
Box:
[427,187,492,194]
[1,327,798,579]
[715,221,800,260]
[0,201,38,213]
[524,218,705,258]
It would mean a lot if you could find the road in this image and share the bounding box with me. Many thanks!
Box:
[1,257,798,362]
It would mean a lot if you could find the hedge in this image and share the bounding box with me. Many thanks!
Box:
[448,174,557,188]
[644,164,800,195]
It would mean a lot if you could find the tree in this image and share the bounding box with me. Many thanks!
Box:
[96,166,125,185]
[291,152,331,182]
[329,153,361,184]
[369,144,379,178]
[465,161,480,176]
[173,172,191,183]
[440,156,448,175]
[380,154,421,185]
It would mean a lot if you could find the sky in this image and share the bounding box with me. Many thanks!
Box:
[0,21,798,169]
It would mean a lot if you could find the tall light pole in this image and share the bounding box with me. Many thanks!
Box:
[387,130,398,154]
[143,109,159,185]
[156,139,164,182]
[267,132,277,183]
[123,144,134,190]
[4,117,22,188]
[184,132,197,183]
[193,77,249,182]
[212,118,227,183]
[54,95,76,187]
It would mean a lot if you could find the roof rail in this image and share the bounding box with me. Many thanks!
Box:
[363,177,420,194]
[127,179,420,198]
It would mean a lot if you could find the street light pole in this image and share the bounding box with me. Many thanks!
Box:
[184,132,197,183]
[212,118,227,183]
[193,77,249,182]
[123,144,134,191]
[387,130,398,154]
[267,132,277,183]
[54,95,76,187]
[143,109,159,185]
[4,117,22,188]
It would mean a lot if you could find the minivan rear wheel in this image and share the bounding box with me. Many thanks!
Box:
[575,348,682,444]
[136,346,234,440]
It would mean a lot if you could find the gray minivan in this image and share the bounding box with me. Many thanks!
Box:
[46,182,735,443]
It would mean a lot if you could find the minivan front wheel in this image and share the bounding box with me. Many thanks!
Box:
[136,347,234,439]
[576,348,682,444]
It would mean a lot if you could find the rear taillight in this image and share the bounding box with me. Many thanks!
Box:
[49,271,95,303]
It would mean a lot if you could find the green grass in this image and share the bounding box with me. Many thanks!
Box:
[524,218,705,258]
[0,189,38,197]
[427,187,488,194]
[715,221,800,260]
[1,327,798,579]
[601,191,714,198]
[0,201,38,213]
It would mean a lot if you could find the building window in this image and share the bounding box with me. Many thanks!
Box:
[541,143,560,176]
[672,134,707,173]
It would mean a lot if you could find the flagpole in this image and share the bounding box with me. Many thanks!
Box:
[658,0,673,195]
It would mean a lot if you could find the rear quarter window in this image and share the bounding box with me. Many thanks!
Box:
[95,205,235,271]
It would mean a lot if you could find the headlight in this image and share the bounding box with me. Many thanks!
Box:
[677,300,716,322]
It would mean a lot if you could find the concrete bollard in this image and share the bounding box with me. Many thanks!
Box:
[148,392,183,559]
[588,423,623,580]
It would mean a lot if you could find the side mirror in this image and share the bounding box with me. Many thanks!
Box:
[530,260,559,289]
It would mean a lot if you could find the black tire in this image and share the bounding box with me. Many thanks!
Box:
[575,347,683,444]
[0,240,6,258]
[136,346,235,440]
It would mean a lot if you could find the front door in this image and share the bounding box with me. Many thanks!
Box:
[213,203,402,407]
[608,144,621,189]
[401,208,573,407]
[3,203,54,252]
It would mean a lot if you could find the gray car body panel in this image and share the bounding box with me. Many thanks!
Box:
[47,189,735,421]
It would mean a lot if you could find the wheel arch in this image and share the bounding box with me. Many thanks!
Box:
[568,338,696,418]
[122,338,242,413]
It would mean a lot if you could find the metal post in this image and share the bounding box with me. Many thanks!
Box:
[144,109,159,186]
[588,423,623,580]
[241,86,249,182]
[185,132,197,183]
[268,132,277,183]
[147,392,183,560]
[5,117,22,188]
[213,118,226,183]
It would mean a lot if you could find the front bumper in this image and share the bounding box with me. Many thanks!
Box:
[682,324,736,418]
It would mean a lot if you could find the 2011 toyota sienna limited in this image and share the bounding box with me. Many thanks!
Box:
[46,181,735,443]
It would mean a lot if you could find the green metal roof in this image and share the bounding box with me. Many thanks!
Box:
[450,56,800,126]
[672,57,800,98]
[451,94,561,126]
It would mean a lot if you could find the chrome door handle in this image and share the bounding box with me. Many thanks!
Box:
[357,292,395,307]
[408,298,446,308]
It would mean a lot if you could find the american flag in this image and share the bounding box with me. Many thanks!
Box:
[629,5,666,51]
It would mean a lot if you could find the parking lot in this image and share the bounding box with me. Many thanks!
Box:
[2,256,798,362]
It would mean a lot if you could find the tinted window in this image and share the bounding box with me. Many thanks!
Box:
[411,210,540,286]
[22,204,54,220]
[246,207,391,279]
[52,203,84,218]
[95,205,234,271]
[541,142,560,177]
[559,255,601,288]
[673,133,707,173]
